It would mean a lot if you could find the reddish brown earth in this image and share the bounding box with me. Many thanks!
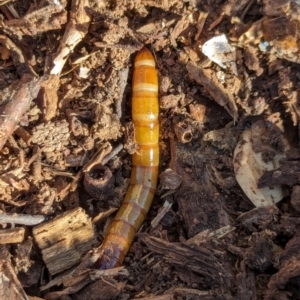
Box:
[0,0,300,299]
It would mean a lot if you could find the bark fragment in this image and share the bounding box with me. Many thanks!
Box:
[32,207,97,275]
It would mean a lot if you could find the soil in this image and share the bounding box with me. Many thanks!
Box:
[1,0,300,299]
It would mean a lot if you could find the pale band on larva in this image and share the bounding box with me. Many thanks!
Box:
[133,83,158,93]
[133,113,159,122]
[134,59,156,68]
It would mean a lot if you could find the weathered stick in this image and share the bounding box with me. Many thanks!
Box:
[0,76,47,151]
[0,212,47,226]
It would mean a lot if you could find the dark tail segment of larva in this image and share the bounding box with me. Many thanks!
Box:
[95,48,159,269]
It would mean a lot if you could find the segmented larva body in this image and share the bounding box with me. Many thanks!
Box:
[95,48,159,269]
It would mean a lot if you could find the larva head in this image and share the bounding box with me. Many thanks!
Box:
[134,48,156,67]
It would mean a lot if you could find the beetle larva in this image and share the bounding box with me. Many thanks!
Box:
[95,48,159,269]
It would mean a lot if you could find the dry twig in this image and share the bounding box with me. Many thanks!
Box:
[0,212,47,226]
[0,76,48,151]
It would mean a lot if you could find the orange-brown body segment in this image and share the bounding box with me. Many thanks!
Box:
[95,48,159,269]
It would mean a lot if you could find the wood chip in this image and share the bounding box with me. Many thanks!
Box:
[140,233,233,287]
[32,207,97,275]
[0,227,25,244]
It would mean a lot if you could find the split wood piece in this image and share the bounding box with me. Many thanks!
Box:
[32,207,97,275]
[50,0,91,75]
[140,233,232,287]
[187,225,235,247]
[0,76,48,151]
[43,264,127,299]
[0,259,29,300]
[41,255,126,291]
[0,227,25,244]
[82,142,112,173]
[186,61,238,121]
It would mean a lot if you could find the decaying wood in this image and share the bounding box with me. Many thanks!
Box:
[236,206,280,231]
[169,138,232,237]
[140,233,233,288]
[1,0,300,298]
[0,227,25,244]
[187,225,235,247]
[265,234,300,300]
[42,252,127,300]
[186,62,239,121]
[14,237,33,274]
[32,207,97,275]
[41,260,127,292]
[0,259,29,300]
